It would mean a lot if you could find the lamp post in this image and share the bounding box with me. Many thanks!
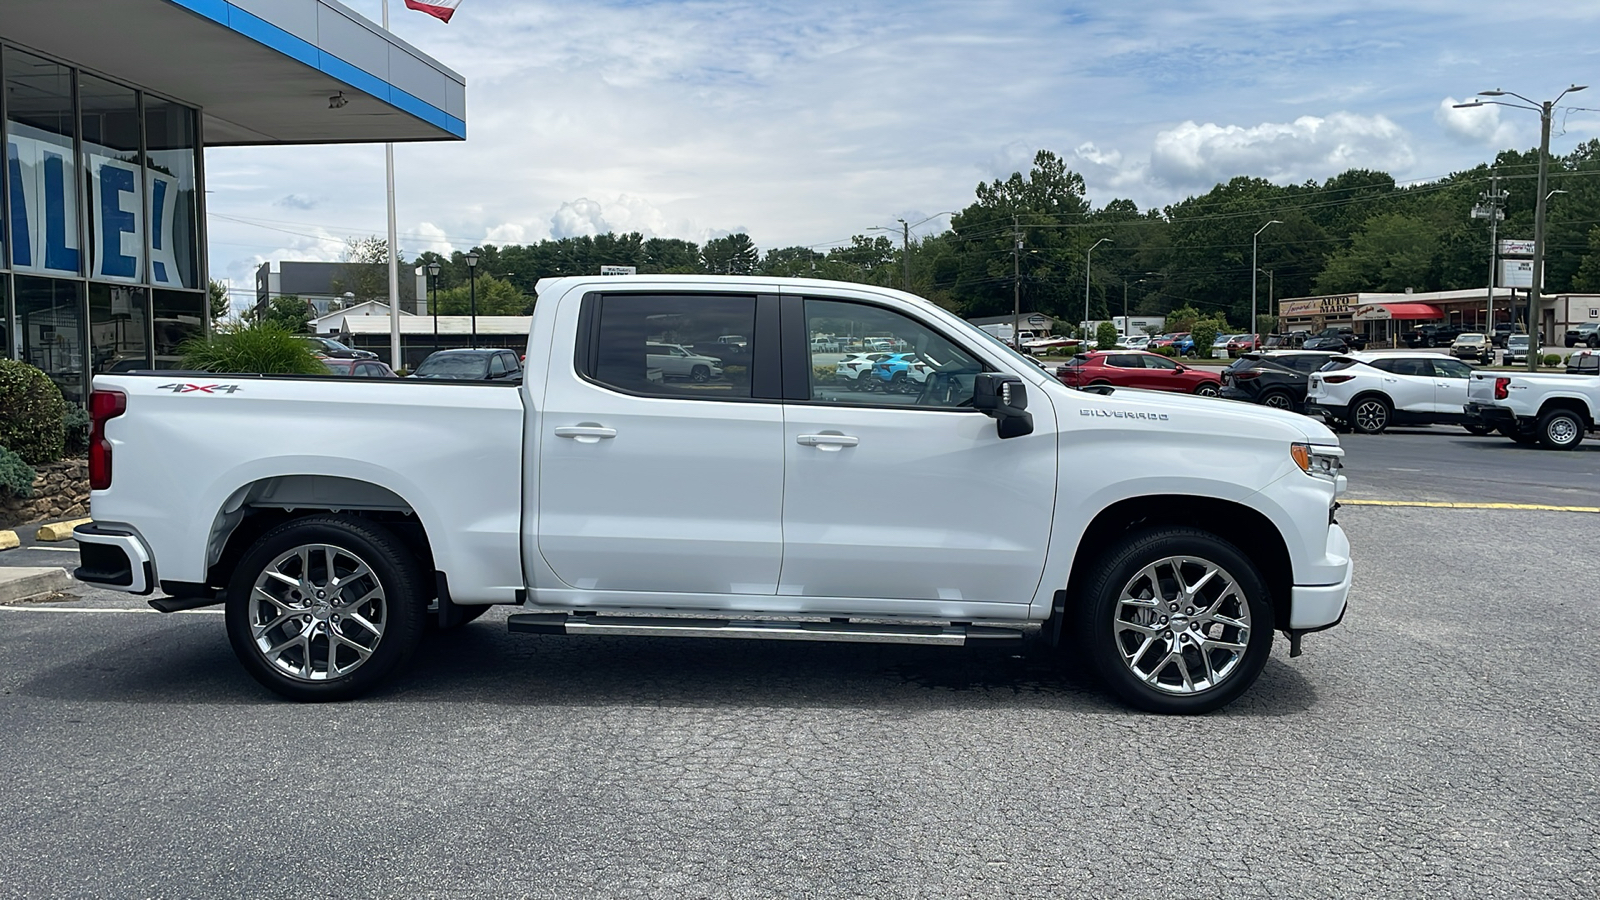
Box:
[1455,84,1587,370]
[1122,271,1163,337]
[1084,238,1111,339]
[1252,221,1282,341]
[465,251,480,349]
[427,261,441,354]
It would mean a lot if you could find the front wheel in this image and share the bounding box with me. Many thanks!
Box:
[225,515,427,701]
[1193,382,1220,397]
[690,365,711,383]
[1350,396,1391,434]
[1537,409,1585,450]
[1075,528,1273,714]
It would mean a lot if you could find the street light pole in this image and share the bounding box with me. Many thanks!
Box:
[427,261,441,354]
[1471,172,1507,343]
[1252,221,1283,342]
[1084,237,1111,341]
[465,251,480,350]
[1455,84,1587,370]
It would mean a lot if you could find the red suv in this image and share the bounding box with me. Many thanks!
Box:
[1054,350,1223,396]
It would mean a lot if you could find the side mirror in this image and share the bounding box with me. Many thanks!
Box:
[972,373,1034,439]
[1173,365,1186,373]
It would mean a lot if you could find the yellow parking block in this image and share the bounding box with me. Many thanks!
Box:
[0,530,17,551]
[1342,499,1600,513]
[35,518,92,542]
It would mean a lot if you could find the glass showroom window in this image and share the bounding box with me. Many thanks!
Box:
[5,49,82,277]
[143,97,199,290]
[152,289,203,369]
[80,74,144,285]
[15,275,85,404]
[89,282,149,374]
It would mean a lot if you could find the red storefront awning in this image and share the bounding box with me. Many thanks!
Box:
[1353,302,1445,321]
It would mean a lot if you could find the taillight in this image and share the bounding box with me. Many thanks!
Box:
[1234,370,1261,381]
[1322,374,1355,384]
[1494,377,1510,400]
[88,388,126,490]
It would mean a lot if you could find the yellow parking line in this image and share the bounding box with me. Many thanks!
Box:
[1342,499,1600,513]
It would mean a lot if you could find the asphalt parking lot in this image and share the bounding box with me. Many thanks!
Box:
[0,434,1595,898]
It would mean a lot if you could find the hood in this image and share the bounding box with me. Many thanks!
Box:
[1053,382,1340,445]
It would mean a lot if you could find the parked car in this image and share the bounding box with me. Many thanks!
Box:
[870,352,931,393]
[809,336,841,353]
[1263,332,1308,350]
[411,348,524,381]
[1302,327,1367,353]
[689,340,751,370]
[1054,350,1223,396]
[77,273,1351,713]
[1226,334,1260,357]
[1404,323,1466,348]
[1466,359,1599,449]
[1219,351,1336,411]
[302,336,378,360]
[1491,322,1516,348]
[1305,352,1486,434]
[1564,322,1600,348]
[1210,333,1234,358]
[1502,333,1545,366]
[1449,333,1492,363]
[835,352,892,388]
[323,359,398,378]
[645,342,723,382]
[1120,335,1152,351]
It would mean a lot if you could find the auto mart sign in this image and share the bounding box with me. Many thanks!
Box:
[1278,295,1356,316]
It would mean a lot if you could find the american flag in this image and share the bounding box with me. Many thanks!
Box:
[404,0,461,23]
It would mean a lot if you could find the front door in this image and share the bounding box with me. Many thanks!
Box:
[778,295,1057,607]
[536,291,785,595]
[1428,356,1473,415]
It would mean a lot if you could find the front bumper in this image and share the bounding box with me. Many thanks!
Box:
[1290,523,1351,631]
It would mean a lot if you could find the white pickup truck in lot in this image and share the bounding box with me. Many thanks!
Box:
[74,276,1352,714]
[1465,354,1600,449]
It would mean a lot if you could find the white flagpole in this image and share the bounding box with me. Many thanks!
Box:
[383,0,402,370]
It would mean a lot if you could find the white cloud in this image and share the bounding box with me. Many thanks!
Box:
[1149,113,1415,187]
[1435,97,1518,146]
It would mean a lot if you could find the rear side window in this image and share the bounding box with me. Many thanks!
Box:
[1280,355,1327,374]
[1319,359,1357,373]
[586,294,756,399]
[1373,358,1429,377]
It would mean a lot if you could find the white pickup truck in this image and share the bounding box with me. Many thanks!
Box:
[73,276,1352,714]
[1465,353,1599,449]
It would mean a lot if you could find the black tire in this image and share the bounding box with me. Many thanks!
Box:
[690,365,711,384]
[1193,382,1220,397]
[1074,527,1274,714]
[1462,423,1494,436]
[856,371,875,391]
[1589,336,1599,349]
[1260,390,1296,411]
[891,371,910,393]
[1536,409,1585,450]
[1349,395,1391,434]
[225,515,428,702]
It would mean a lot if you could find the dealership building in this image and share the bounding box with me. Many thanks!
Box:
[2,0,465,403]
[1277,288,1600,346]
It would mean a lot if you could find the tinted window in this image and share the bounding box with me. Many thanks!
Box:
[1280,355,1327,374]
[1106,354,1140,368]
[488,354,507,377]
[590,294,755,398]
[415,355,490,379]
[804,299,982,408]
[1432,358,1473,379]
[1373,358,1429,377]
[1142,355,1179,370]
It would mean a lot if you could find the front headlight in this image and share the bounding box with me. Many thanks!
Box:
[1291,442,1344,481]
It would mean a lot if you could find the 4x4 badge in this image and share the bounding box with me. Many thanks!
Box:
[155,383,242,394]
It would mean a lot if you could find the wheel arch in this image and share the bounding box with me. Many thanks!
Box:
[1537,396,1594,428]
[1056,495,1294,640]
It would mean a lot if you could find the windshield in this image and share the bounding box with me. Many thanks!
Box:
[1508,336,1529,348]
[414,355,490,378]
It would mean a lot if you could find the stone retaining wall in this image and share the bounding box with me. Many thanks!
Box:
[0,458,89,529]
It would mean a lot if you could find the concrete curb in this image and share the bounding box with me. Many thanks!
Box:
[36,518,92,542]
[0,567,71,604]
[0,530,18,551]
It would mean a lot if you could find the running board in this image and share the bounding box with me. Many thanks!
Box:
[506,613,1024,646]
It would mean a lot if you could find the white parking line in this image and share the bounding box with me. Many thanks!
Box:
[22,547,81,552]
[0,605,223,615]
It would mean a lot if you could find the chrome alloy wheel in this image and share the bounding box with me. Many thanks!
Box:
[1353,399,1388,433]
[1113,555,1251,695]
[248,543,388,682]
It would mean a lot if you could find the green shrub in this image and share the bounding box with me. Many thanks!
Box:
[1542,353,1562,367]
[63,404,91,456]
[812,364,835,384]
[179,321,327,375]
[0,446,36,499]
[1151,345,1179,357]
[1190,317,1223,360]
[1095,321,1119,351]
[0,360,67,466]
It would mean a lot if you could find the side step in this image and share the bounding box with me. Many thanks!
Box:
[507,613,1023,646]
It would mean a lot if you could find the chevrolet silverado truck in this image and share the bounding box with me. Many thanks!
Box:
[1465,359,1599,449]
[73,276,1352,714]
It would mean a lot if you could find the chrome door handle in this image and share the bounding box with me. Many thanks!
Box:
[554,425,617,443]
[797,433,859,449]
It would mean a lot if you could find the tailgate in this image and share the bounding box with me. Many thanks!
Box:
[1467,372,1498,403]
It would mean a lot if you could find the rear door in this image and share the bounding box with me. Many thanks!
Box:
[535,290,786,596]
[1370,357,1434,412]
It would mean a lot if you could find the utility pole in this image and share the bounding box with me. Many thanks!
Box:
[1084,237,1111,342]
[1472,171,1507,345]
[1012,214,1021,348]
[1252,221,1283,341]
[1529,107,1551,371]
[900,218,911,292]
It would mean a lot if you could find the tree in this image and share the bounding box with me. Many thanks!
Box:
[433,275,527,316]
[1314,213,1440,294]
[702,233,759,274]
[258,295,313,333]
[1189,316,1225,359]
[330,236,396,306]
[1573,226,1600,292]
[208,280,230,322]
[1163,303,1204,333]
[1095,321,1119,350]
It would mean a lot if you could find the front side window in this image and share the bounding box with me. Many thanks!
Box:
[1432,358,1472,379]
[588,294,755,398]
[488,353,507,377]
[1142,355,1179,370]
[804,299,982,408]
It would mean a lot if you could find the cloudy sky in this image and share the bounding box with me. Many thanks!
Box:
[205,0,1600,304]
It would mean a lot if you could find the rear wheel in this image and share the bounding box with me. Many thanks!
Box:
[225,515,427,702]
[1350,396,1391,434]
[1537,409,1585,450]
[690,365,711,383]
[1193,382,1220,397]
[1260,390,1295,411]
[1076,528,1273,714]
